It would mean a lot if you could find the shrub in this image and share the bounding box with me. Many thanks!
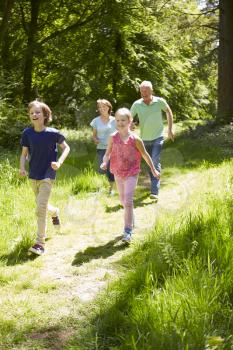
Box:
[0,99,28,149]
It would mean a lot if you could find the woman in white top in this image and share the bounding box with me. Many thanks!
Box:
[90,99,116,194]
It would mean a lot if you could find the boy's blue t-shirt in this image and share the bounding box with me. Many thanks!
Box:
[20,127,65,180]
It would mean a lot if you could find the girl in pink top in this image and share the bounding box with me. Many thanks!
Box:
[101,108,160,243]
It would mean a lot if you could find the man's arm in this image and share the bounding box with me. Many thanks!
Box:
[165,105,175,141]
[130,104,139,130]
[51,141,70,170]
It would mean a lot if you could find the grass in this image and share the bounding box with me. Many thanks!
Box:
[84,163,233,350]
[0,120,232,349]
[72,165,109,195]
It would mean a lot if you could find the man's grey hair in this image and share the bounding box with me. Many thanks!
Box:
[140,80,153,89]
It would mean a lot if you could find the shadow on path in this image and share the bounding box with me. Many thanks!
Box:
[72,235,128,266]
[105,193,156,213]
[0,246,39,266]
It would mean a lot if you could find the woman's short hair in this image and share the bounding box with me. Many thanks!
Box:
[97,99,112,115]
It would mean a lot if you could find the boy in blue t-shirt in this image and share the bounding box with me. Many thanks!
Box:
[20,100,70,255]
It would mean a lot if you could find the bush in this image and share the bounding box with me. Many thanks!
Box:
[0,99,28,149]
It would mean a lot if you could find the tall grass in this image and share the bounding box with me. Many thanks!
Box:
[89,162,233,350]
[72,165,109,195]
[0,123,232,349]
[0,155,35,265]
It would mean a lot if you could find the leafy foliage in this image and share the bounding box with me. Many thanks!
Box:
[0,0,218,137]
[0,98,28,149]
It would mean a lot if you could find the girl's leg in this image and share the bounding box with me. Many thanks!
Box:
[114,176,125,206]
[106,163,115,194]
[123,175,138,231]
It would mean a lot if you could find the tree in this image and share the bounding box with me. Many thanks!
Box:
[218,0,233,123]
[0,0,219,127]
[22,0,41,102]
[1,0,104,103]
[0,0,15,82]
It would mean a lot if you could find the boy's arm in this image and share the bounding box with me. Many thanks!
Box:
[100,136,113,170]
[135,138,160,179]
[19,147,29,176]
[51,141,70,170]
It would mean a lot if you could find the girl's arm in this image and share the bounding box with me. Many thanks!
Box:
[19,147,29,176]
[51,141,70,170]
[135,137,160,179]
[100,136,113,170]
[92,129,100,144]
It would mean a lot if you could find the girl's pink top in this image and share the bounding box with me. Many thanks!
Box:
[110,132,141,177]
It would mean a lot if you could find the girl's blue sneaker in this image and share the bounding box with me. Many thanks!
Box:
[122,228,132,243]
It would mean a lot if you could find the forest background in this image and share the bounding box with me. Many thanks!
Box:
[1,1,233,349]
[0,0,226,149]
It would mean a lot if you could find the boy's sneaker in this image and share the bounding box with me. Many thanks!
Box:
[28,244,45,255]
[150,194,159,202]
[52,216,61,232]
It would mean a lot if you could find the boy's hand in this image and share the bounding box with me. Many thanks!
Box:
[100,162,107,170]
[51,161,61,170]
[19,169,27,176]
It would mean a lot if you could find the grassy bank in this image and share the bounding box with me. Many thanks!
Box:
[87,161,233,350]
[0,122,232,349]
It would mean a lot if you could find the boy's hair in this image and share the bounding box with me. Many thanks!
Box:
[97,99,112,115]
[28,100,52,125]
[115,107,133,122]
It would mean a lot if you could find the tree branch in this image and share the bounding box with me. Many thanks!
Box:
[39,6,101,45]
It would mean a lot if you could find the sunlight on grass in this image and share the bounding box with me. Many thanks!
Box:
[88,161,233,350]
[0,123,232,349]
[72,165,109,195]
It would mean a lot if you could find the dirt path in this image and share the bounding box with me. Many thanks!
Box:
[40,172,196,304]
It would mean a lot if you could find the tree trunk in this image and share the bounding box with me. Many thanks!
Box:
[112,30,123,102]
[217,0,233,123]
[22,0,40,103]
[0,0,15,44]
[0,0,15,69]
